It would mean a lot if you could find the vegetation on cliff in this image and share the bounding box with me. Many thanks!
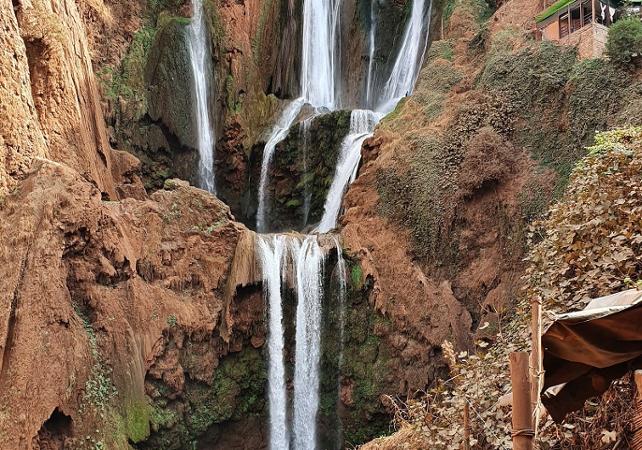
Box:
[366,127,642,449]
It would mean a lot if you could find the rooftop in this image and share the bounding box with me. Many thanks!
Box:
[535,0,576,23]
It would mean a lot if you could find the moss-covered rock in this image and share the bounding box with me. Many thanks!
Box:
[316,254,396,447]
[260,110,352,231]
[145,15,197,150]
[141,347,266,450]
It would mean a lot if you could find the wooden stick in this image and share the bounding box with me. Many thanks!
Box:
[463,401,471,450]
[631,371,642,450]
[510,352,534,450]
[530,296,543,436]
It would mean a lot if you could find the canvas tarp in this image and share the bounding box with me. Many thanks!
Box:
[541,289,642,421]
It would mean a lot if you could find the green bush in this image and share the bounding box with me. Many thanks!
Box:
[606,17,642,66]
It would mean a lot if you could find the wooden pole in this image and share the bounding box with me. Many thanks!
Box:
[510,352,534,450]
[463,401,471,450]
[530,296,543,436]
[632,370,642,450]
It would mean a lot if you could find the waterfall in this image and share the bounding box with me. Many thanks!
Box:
[256,98,306,232]
[301,0,342,109]
[333,237,347,369]
[316,110,382,233]
[187,0,216,193]
[365,0,377,109]
[257,1,433,448]
[378,0,432,113]
[292,236,325,449]
[300,118,314,228]
[258,236,290,450]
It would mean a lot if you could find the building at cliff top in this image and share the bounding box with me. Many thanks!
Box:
[536,0,641,58]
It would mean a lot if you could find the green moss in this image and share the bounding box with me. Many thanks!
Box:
[123,401,152,443]
[568,59,629,142]
[426,40,454,62]
[479,42,580,190]
[381,97,408,124]
[351,264,363,289]
[100,25,156,108]
[266,110,352,230]
[340,302,393,445]
[444,0,492,25]
[150,403,179,431]
[186,347,266,436]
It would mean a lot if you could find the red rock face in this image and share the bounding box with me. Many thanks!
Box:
[5,0,139,200]
[0,162,264,448]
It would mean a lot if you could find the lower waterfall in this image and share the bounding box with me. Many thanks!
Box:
[292,236,325,449]
[258,235,290,450]
[258,234,335,449]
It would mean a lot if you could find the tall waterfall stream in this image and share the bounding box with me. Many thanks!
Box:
[187,0,216,193]
[187,0,433,447]
[258,0,432,448]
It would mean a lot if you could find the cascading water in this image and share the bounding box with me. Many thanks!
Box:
[318,0,434,231]
[301,0,342,109]
[258,1,433,448]
[187,0,216,193]
[257,235,289,450]
[256,97,305,233]
[377,0,432,112]
[365,0,377,109]
[316,110,382,233]
[292,236,325,449]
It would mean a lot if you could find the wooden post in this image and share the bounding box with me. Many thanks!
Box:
[510,352,534,450]
[463,401,471,450]
[530,296,543,436]
[632,371,642,450]
[592,0,596,23]
[580,2,584,27]
[568,5,572,35]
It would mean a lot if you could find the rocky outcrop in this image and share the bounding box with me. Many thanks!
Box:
[5,0,138,199]
[0,161,265,449]
[258,110,353,231]
[146,16,197,151]
[0,0,47,194]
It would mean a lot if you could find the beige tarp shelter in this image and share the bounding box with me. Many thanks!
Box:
[541,289,642,421]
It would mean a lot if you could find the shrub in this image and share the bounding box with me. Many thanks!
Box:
[606,17,642,67]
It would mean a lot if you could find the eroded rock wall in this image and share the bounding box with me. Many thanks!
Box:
[6,0,136,199]
[0,162,265,449]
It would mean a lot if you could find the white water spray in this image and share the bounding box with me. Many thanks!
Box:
[258,236,290,450]
[187,0,216,193]
[292,236,325,449]
[365,0,377,109]
[256,98,305,232]
[378,0,432,112]
[316,110,382,232]
[301,0,342,108]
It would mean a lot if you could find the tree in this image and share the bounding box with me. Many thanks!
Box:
[606,17,642,67]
